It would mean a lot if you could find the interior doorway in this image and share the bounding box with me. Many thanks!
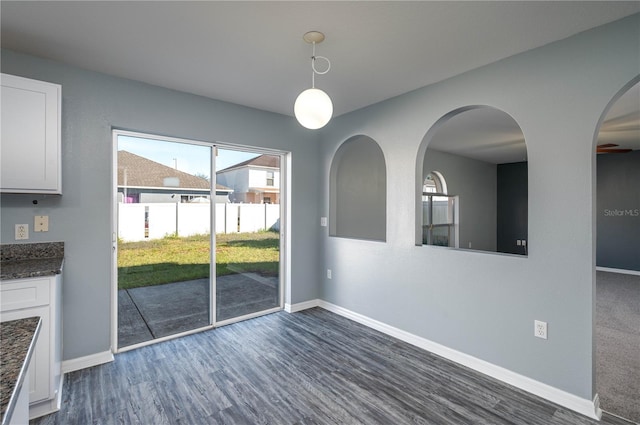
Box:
[112,131,285,351]
[594,80,640,423]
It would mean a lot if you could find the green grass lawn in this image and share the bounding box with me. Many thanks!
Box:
[118,231,279,290]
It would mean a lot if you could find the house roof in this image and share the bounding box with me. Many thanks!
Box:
[118,150,231,192]
[217,154,280,173]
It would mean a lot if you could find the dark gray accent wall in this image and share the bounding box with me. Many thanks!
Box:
[497,161,528,255]
[597,150,640,271]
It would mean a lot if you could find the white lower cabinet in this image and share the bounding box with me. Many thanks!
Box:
[1,275,63,419]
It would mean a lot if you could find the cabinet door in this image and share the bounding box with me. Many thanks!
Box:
[1,74,61,194]
[1,306,51,404]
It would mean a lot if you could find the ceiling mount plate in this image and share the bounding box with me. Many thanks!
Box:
[303,31,325,44]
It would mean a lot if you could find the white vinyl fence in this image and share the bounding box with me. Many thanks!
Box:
[118,203,280,242]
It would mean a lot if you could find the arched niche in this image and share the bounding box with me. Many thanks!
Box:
[330,135,387,242]
[416,106,528,255]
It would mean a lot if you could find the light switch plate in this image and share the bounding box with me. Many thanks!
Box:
[34,215,49,232]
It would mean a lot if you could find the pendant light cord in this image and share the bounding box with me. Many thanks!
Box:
[310,41,331,89]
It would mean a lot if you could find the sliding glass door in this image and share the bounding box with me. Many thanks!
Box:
[214,148,281,322]
[113,131,284,350]
[115,133,213,348]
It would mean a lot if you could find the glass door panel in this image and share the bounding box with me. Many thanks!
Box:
[214,148,281,322]
[116,134,212,348]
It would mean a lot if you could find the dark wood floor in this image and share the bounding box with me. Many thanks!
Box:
[33,308,632,425]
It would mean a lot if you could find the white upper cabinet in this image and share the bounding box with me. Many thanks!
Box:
[1,74,61,194]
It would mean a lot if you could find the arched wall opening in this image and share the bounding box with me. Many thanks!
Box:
[593,77,640,271]
[416,105,528,255]
[592,76,640,423]
[330,135,387,242]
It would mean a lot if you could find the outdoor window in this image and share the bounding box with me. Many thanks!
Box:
[266,171,275,186]
[422,172,457,247]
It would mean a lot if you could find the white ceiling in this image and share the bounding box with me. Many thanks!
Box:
[429,107,528,164]
[428,83,640,164]
[2,1,639,162]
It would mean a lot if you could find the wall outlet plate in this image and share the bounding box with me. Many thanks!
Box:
[34,215,49,232]
[534,320,548,339]
[15,224,29,240]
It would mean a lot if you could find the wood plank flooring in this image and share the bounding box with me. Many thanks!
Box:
[32,308,633,425]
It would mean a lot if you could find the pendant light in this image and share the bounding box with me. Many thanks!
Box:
[294,31,333,130]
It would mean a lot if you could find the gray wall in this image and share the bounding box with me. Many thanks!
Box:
[423,148,497,251]
[319,13,639,401]
[597,150,640,271]
[330,136,386,242]
[0,49,322,360]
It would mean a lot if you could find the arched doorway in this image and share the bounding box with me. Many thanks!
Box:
[594,79,640,423]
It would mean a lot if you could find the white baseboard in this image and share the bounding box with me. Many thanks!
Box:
[317,300,601,421]
[62,350,114,373]
[284,299,320,313]
[29,373,64,420]
[596,266,640,276]
[57,302,601,420]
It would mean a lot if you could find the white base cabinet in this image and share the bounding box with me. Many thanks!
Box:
[0,73,62,194]
[1,275,63,419]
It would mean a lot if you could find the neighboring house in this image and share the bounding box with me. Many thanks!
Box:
[117,150,233,203]
[216,154,280,204]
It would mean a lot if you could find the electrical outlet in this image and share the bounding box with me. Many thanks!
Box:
[517,240,522,246]
[15,224,29,240]
[327,269,332,279]
[534,320,548,339]
[320,217,327,227]
[522,240,527,247]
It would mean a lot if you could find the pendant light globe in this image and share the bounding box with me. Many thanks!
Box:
[294,88,333,130]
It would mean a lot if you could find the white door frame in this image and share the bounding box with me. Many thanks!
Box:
[110,129,289,353]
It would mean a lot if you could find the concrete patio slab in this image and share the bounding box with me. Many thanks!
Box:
[127,279,210,339]
[118,290,153,347]
[118,273,279,348]
[216,273,278,321]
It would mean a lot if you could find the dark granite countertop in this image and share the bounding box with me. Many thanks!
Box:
[0,242,64,280]
[0,317,41,425]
